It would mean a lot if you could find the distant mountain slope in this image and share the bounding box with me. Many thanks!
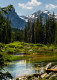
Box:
[3,6,26,30]
[20,10,57,24]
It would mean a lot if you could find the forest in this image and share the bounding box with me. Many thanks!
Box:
[0,8,57,45]
[24,13,57,44]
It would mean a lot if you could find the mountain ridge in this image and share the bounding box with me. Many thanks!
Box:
[20,10,57,23]
[2,6,26,30]
[2,5,57,29]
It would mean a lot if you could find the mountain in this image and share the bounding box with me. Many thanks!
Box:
[20,10,57,24]
[2,5,57,29]
[3,6,26,30]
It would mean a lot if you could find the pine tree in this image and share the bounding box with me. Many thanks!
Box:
[26,20,31,43]
[55,22,57,44]
[24,26,28,42]
[51,12,56,43]
[32,23,34,43]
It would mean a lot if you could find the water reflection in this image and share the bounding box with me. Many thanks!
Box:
[1,60,45,79]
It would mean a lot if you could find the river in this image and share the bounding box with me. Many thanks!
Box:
[1,59,44,79]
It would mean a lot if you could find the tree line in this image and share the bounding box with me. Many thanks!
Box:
[24,12,57,44]
[0,13,23,44]
[0,5,13,44]
[0,5,23,44]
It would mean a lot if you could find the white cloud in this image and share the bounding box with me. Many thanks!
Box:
[18,0,42,10]
[27,0,41,6]
[18,3,33,9]
[45,4,57,10]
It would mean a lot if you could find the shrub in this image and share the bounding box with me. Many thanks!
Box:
[0,43,4,48]
[6,48,15,54]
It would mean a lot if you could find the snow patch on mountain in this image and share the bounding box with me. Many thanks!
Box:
[20,10,57,23]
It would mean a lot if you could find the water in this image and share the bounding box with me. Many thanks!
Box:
[1,59,44,79]
[13,53,24,56]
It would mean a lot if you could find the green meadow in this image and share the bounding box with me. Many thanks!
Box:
[0,41,57,65]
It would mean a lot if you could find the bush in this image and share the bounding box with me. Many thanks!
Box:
[0,53,5,67]
[0,43,4,48]
[6,48,15,54]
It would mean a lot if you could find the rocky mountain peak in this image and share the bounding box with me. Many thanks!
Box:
[2,5,26,29]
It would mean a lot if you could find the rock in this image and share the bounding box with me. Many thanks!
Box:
[16,78,19,80]
[33,74,39,77]
[45,63,52,70]
[51,65,57,69]
[46,72,54,79]
[27,76,32,79]
[29,49,33,52]
[41,73,47,78]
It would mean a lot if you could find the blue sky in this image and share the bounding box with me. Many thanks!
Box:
[0,0,57,16]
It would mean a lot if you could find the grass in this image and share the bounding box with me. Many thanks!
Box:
[0,41,57,63]
[9,55,31,61]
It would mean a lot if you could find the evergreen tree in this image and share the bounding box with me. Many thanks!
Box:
[24,26,28,42]
[32,23,35,43]
[55,22,57,44]
[27,20,31,43]
[35,18,42,43]
[51,12,56,43]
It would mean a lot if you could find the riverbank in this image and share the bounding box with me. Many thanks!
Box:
[15,73,57,80]
[0,41,57,65]
[13,63,57,80]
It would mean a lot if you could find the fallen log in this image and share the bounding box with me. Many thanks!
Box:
[46,68,57,73]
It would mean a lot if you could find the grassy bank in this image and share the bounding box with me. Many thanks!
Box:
[9,55,31,61]
[0,41,57,64]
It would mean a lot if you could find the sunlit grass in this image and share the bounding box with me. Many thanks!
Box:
[0,41,57,63]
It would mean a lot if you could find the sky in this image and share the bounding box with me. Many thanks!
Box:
[0,0,57,16]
